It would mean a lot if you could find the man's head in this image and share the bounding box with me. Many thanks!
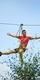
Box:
[22,30,26,36]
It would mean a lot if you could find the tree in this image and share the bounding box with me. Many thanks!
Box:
[8,52,40,80]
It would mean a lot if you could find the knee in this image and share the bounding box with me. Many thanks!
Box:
[14,49,18,53]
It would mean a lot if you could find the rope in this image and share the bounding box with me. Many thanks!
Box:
[16,24,23,36]
[0,23,19,26]
[0,23,40,26]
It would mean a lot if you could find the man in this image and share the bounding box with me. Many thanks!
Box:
[0,29,40,56]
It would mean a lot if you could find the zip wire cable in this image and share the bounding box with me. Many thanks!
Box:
[0,23,40,26]
[0,23,19,26]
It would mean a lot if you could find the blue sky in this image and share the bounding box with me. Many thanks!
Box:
[0,0,40,51]
[0,0,40,76]
[0,0,40,24]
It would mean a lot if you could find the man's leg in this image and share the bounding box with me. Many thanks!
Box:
[0,46,26,56]
[0,48,19,56]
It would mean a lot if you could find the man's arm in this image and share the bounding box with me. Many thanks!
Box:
[30,37,40,40]
[7,33,19,38]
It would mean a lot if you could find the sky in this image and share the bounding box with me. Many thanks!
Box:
[0,0,40,50]
[0,0,40,77]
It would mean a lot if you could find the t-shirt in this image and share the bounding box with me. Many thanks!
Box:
[19,35,32,48]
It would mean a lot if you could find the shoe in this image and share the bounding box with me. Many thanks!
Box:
[0,52,2,56]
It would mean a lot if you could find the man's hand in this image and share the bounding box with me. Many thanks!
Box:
[7,33,12,36]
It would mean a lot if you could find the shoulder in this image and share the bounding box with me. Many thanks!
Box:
[26,35,32,39]
[18,36,23,39]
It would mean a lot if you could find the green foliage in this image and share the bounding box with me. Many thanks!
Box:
[9,52,40,80]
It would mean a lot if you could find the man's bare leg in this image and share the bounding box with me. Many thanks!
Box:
[0,47,26,56]
[0,49,18,56]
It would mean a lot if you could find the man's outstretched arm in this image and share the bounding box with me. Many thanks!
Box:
[7,33,19,38]
[30,37,40,40]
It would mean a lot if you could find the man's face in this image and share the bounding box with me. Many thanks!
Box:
[22,31,26,36]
